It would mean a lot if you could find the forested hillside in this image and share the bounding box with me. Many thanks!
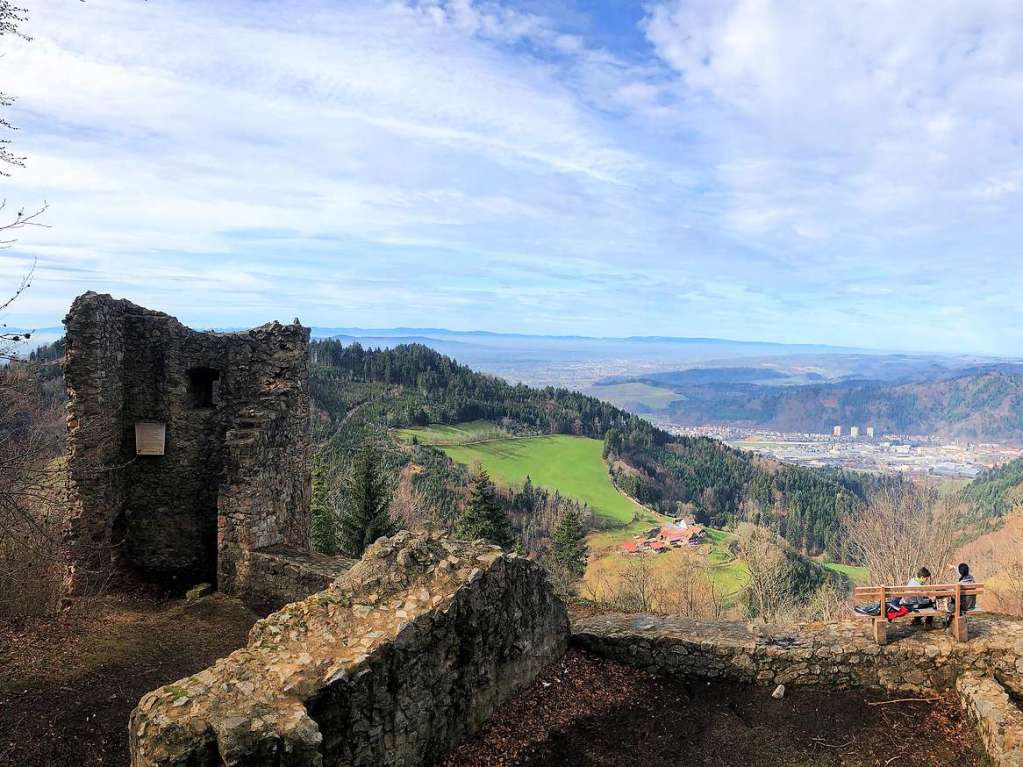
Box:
[309,341,875,559]
[960,456,1023,521]
[608,367,1023,442]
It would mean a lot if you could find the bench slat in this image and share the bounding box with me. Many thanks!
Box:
[851,589,977,601]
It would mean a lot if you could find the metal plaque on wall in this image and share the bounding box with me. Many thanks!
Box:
[135,422,166,456]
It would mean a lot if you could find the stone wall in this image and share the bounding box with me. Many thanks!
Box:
[957,674,1023,767]
[64,292,311,604]
[573,613,1023,695]
[129,532,569,767]
[243,546,356,613]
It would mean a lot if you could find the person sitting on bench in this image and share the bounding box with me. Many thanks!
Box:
[903,567,935,626]
[852,567,933,620]
[943,562,976,629]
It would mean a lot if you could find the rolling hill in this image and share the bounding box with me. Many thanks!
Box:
[309,340,880,560]
[598,366,1023,442]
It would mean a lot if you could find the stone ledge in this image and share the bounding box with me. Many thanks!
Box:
[958,674,1023,767]
[242,546,356,612]
[572,613,1023,695]
[130,532,569,767]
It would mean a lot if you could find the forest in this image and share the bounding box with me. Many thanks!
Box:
[309,341,879,560]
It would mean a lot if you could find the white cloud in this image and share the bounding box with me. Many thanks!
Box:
[644,0,1023,243]
[0,0,1022,354]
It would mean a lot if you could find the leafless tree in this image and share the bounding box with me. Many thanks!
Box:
[843,483,966,587]
[0,2,48,369]
[588,554,659,613]
[1000,527,1023,616]
[735,523,790,621]
[652,547,725,618]
[0,356,66,616]
[388,474,440,531]
[1,1,31,172]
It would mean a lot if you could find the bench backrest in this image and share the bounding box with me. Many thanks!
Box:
[854,583,984,600]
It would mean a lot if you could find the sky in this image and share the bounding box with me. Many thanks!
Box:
[1,0,1022,354]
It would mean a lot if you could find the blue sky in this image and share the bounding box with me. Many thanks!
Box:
[1,0,1022,353]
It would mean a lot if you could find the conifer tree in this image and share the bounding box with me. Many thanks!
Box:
[455,466,515,549]
[310,458,337,555]
[339,443,396,557]
[552,507,588,578]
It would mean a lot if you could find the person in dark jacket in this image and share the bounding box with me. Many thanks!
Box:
[943,562,976,628]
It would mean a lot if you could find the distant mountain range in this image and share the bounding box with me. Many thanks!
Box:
[595,364,1023,443]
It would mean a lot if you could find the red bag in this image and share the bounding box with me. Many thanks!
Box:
[886,605,909,621]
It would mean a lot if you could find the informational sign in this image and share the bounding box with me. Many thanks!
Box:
[135,422,166,456]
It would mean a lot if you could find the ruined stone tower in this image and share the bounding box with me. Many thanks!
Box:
[63,292,314,605]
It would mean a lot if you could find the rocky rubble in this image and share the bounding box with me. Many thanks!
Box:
[129,532,569,767]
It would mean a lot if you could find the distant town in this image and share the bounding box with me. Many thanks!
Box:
[662,424,1023,478]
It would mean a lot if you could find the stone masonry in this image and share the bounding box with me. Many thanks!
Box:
[63,292,326,607]
[574,613,1023,765]
[129,531,569,767]
[573,612,1023,696]
[958,673,1023,767]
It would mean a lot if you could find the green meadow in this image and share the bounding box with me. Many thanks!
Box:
[823,561,869,586]
[408,429,640,526]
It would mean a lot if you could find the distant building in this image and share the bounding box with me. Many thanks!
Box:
[833,425,842,437]
[867,426,876,439]
[850,426,860,438]
[622,523,705,554]
[660,523,705,546]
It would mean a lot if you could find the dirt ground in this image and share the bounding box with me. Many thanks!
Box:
[0,593,259,767]
[1,598,990,767]
[443,649,990,767]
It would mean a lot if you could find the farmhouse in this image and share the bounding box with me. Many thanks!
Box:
[622,521,705,553]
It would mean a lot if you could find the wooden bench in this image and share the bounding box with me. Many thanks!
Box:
[853,583,984,645]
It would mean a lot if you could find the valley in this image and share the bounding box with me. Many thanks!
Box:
[674,426,1023,478]
[398,417,870,608]
[593,362,1023,445]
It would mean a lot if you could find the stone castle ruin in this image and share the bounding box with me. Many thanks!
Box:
[59,293,1023,767]
[63,292,345,608]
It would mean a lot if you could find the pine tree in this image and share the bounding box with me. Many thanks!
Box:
[552,507,588,578]
[310,458,337,555]
[339,443,396,558]
[455,466,515,549]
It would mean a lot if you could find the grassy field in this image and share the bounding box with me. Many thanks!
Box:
[416,431,640,526]
[823,561,869,585]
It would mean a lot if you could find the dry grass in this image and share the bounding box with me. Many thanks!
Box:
[955,509,1023,616]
